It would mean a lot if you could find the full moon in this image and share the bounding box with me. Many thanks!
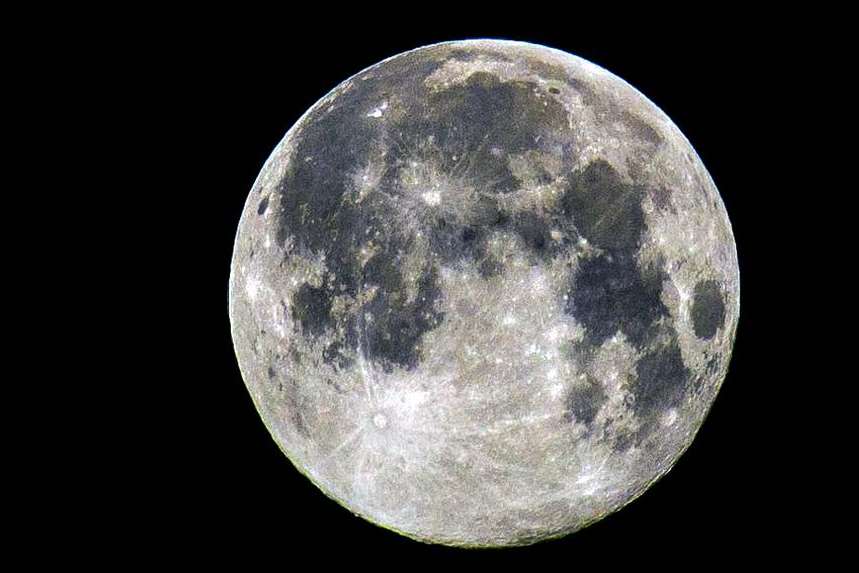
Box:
[229,40,739,547]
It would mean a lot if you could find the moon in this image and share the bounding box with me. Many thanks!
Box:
[229,40,739,547]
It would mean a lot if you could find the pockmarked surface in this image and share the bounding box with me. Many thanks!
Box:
[229,40,739,547]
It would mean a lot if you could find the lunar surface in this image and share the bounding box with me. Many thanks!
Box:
[229,40,739,547]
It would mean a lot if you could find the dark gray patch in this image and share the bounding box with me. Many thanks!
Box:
[322,319,358,371]
[360,260,444,372]
[650,186,674,212]
[274,49,446,272]
[477,252,503,278]
[563,377,606,427]
[559,159,646,253]
[292,282,333,337]
[429,215,486,265]
[691,280,726,339]
[512,211,557,259]
[471,195,509,227]
[389,71,570,195]
[567,254,668,349]
[257,196,269,215]
[271,52,454,373]
[558,159,673,352]
[608,337,691,450]
[634,340,690,415]
[618,338,691,448]
[613,430,637,452]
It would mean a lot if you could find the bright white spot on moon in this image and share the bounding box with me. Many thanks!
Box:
[399,389,429,412]
[272,305,286,338]
[575,457,610,497]
[245,276,260,302]
[422,189,441,205]
[373,413,388,429]
[367,100,389,118]
[663,408,679,427]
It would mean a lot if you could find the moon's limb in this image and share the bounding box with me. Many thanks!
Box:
[229,40,739,547]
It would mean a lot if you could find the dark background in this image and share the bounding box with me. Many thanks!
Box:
[120,17,812,565]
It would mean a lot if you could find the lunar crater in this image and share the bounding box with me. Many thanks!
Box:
[230,40,739,547]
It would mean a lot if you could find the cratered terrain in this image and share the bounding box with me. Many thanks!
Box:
[229,39,739,547]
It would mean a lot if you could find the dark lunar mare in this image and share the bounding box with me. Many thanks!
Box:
[270,51,579,372]
[691,280,726,339]
[564,376,606,428]
[555,160,694,447]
